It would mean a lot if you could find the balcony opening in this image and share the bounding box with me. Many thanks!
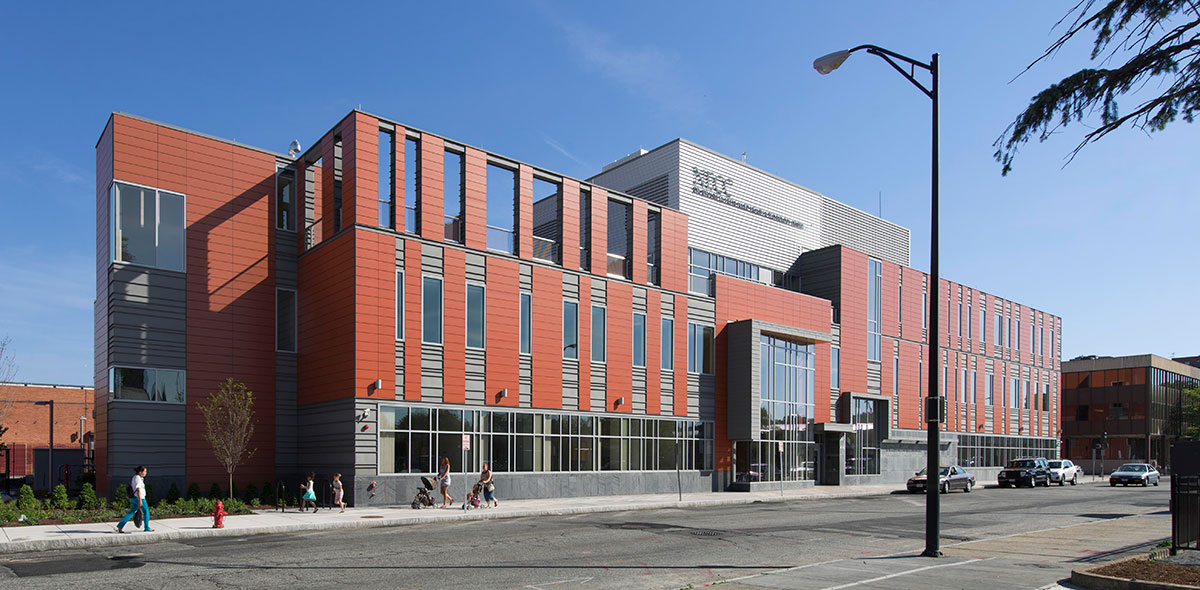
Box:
[531,175,561,264]
[486,162,516,254]
[378,129,395,229]
[579,187,591,271]
[332,134,343,232]
[444,148,464,243]
[647,210,660,285]
[404,136,419,233]
[606,199,631,279]
[303,156,323,249]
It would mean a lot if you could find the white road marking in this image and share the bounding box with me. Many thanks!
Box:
[818,557,992,590]
[525,577,593,589]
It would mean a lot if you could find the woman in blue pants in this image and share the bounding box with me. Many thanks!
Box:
[116,465,152,533]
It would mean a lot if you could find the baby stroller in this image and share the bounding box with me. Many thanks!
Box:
[411,476,435,509]
[462,482,483,511]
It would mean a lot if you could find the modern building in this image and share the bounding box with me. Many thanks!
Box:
[0,382,95,486]
[1061,354,1200,473]
[94,111,1061,502]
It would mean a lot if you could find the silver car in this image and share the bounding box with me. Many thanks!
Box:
[1047,459,1082,486]
[1109,463,1161,487]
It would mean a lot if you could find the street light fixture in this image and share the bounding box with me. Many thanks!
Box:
[814,44,941,558]
[34,400,54,489]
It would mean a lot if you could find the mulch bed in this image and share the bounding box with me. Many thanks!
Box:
[1092,558,1200,587]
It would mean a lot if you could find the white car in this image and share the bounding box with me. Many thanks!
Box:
[1047,459,1082,486]
[1110,463,1161,487]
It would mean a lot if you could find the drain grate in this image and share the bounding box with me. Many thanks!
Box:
[691,530,723,537]
[360,515,384,519]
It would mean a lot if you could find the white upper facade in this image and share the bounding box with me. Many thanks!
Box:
[590,139,911,274]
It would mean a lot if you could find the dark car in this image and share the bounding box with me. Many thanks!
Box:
[907,465,976,494]
[997,457,1051,488]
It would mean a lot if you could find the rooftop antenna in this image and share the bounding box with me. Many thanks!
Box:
[288,140,302,158]
[741,152,747,163]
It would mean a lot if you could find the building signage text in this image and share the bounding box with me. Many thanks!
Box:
[690,167,805,229]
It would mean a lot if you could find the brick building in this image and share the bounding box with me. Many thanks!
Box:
[94,111,1061,501]
[0,383,95,481]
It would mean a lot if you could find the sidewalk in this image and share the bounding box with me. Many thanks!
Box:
[0,482,913,554]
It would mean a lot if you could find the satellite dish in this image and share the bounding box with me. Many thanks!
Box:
[287,140,302,157]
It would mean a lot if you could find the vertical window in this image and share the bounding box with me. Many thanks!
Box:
[404,137,419,233]
[563,301,579,359]
[396,272,404,340]
[531,177,561,263]
[966,302,972,339]
[277,168,296,231]
[980,307,986,343]
[486,163,516,253]
[113,181,185,272]
[591,306,606,362]
[867,259,882,361]
[276,288,296,353]
[971,371,977,405]
[957,301,963,338]
[519,293,532,355]
[579,187,591,271]
[893,356,899,398]
[378,130,395,229]
[466,283,485,348]
[688,323,715,374]
[422,277,443,344]
[661,318,674,370]
[444,150,464,242]
[986,373,994,406]
[646,211,661,285]
[332,135,343,231]
[942,364,948,396]
[995,314,1003,347]
[922,291,928,330]
[1023,379,1030,409]
[1015,317,1021,350]
[831,347,841,390]
[1007,316,1012,348]
[606,199,632,278]
[633,313,646,367]
[1043,383,1050,411]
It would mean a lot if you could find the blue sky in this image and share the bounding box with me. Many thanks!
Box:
[1,1,1196,385]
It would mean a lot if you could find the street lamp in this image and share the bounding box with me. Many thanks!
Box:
[814,44,941,558]
[34,400,54,489]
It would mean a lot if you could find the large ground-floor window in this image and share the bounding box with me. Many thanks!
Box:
[956,434,1058,467]
[378,405,713,474]
[846,397,881,475]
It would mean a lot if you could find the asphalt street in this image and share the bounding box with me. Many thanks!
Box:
[0,482,1170,589]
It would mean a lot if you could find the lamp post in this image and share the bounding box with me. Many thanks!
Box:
[34,400,54,489]
[814,45,941,557]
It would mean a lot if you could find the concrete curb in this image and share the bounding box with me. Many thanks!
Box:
[1071,555,1200,590]
[0,486,900,555]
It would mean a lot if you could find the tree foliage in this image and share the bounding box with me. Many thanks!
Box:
[0,337,18,449]
[995,0,1200,174]
[196,378,256,500]
[1180,386,1200,439]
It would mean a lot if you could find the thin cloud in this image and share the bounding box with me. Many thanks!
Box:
[555,20,704,118]
[543,135,591,169]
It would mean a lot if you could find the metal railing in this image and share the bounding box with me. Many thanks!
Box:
[487,226,514,254]
[1174,473,1200,552]
[606,253,630,278]
[404,206,417,233]
[531,236,559,263]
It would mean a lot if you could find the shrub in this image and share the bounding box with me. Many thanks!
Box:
[223,498,247,513]
[77,482,100,510]
[208,483,222,499]
[113,484,130,506]
[144,481,155,504]
[186,482,202,501]
[230,483,240,501]
[195,497,215,514]
[249,497,260,507]
[165,482,181,504]
[261,481,276,505]
[49,484,72,510]
[242,483,258,504]
[0,501,18,524]
[16,485,37,510]
[17,507,46,525]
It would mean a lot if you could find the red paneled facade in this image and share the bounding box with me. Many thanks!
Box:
[97,110,1061,501]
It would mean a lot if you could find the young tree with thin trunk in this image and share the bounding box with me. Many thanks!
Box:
[995,0,1200,174]
[0,337,18,450]
[197,378,256,499]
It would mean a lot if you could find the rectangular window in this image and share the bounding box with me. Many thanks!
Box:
[831,347,841,390]
[466,283,485,349]
[404,137,419,233]
[486,163,516,254]
[113,181,185,272]
[110,367,186,403]
[893,356,899,398]
[966,302,972,339]
[607,199,632,278]
[563,301,579,359]
[378,130,395,229]
[1010,377,1018,408]
[961,369,968,402]
[661,318,674,370]
[980,307,986,343]
[277,168,295,231]
[422,276,443,344]
[1015,317,1021,351]
[519,293,532,355]
[633,313,646,367]
[276,288,297,353]
[1043,383,1050,412]
[444,150,464,242]
[646,211,660,285]
[957,302,963,338]
[986,374,994,405]
[971,371,977,405]
[531,176,561,263]
[942,364,948,397]
[688,323,714,374]
[995,314,1003,347]
[922,291,928,330]
[1023,379,1030,409]
[591,306,606,362]
[579,187,591,271]
[867,259,882,361]
[1007,316,1012,348]
[396,272,404,340]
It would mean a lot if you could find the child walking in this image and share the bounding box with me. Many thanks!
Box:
[300,472,318,512]
[332,473,346,513]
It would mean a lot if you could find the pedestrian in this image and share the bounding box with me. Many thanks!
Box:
[116,465,152,533]
[332,473,346,513]
[479,462,498,508]
[436,457,453,508]
[300,472,318,512]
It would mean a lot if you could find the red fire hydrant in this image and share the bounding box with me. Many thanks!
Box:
[212,500,227,529]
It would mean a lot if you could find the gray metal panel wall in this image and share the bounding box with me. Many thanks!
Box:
[394,238,406,399]
[297,397,357,498]
[588,141,682,211]
[725,321,755,440]
[819,197,910,267]
[797,246,843,310]
[421,244,444,402]
[106,401,186,490]
[275,223,300,480]
[107,264,187,368]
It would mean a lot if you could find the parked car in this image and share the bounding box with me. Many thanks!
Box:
[1109,463,1161,487]
[907,465,976,494]
[1047,459,1082,486]
[997,457,1051,488]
